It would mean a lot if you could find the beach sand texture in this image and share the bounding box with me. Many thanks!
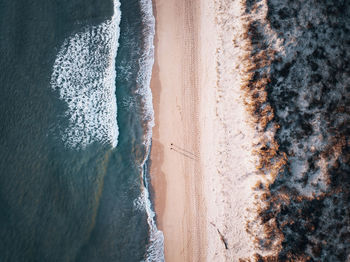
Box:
[150,0,265,261]
[150,0,205,261]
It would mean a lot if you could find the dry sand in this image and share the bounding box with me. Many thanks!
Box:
[150,0,265,261]
[150,0,205,261]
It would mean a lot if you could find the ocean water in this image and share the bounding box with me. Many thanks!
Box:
[0,0,163,261]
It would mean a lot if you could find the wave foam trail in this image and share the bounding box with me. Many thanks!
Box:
[137,0,165,261]
[142,166,165,262]
[138,0,155,147]
[50,0,121,149]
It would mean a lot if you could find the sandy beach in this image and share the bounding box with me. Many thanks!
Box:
[150,0,265,261]
[150,0,205,261]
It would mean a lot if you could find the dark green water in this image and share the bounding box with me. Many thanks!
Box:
[0,0,159,261]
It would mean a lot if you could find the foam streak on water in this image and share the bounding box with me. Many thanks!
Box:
[136,0,165,261]
[50,0,121,149]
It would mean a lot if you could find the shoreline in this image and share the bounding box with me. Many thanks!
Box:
[149,0,206,261]
[149,0,263,260]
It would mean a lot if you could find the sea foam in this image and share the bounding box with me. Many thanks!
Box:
[50,0,121,149]
[137,0,165,261]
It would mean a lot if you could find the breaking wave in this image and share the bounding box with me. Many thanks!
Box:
[137,0,165,261]
[50,0,121,149]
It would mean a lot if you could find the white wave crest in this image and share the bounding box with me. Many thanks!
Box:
[50,0,121,149]
[137,0,165,261]
[142,182,165,262]
[137,0,155,147]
